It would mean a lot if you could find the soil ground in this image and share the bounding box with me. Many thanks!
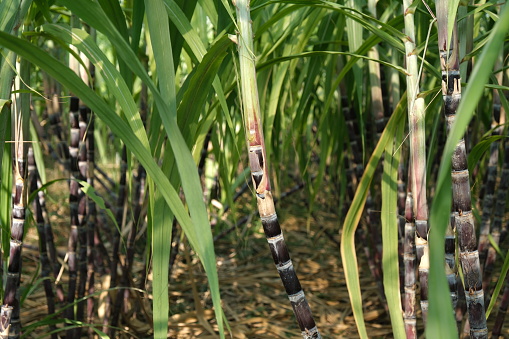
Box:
[18,176,508,338]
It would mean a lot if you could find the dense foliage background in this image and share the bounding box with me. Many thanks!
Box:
[0,0,508,338]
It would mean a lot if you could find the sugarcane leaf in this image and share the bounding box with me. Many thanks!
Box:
[58,0,147,95]
[177,35,232,146]
[32,0,53,23]
[79,180,121,242]
[0,104,8,165]
[89,327,109,338]
[264,6,322,171]
[488,234,503,258]
[97,0,129,40]
[0,0,20,32]
[447,0,461,51]
[266,0,406,49]
[218,0,236,26]
[150,187,172,339]
[27,178,69,205]
[0,110,11,266]
[256,4,306,36]
[467,135,505,173]
[130,0,144,52]
[0,99,8,110]
[0,29,225,337]
[144,1,225,337]
[341,94,406,339]
[489,73,509,125]
[163,0,236,141]
[41,24,150,151]
[257,51,409,75]
[427,2,509,337]
[20,277,45,306]
[344,0,364,157]
[97,0,133,88]
[487,239,509,318]
[162,0,207,60]
[381,110,405,339]
[29,124,46,185]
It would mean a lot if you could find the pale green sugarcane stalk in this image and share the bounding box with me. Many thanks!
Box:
[367,0,385,137]
[232,1,320,338]
[403,0,430,324]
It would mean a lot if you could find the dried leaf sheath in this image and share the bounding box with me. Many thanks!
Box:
[233,1,320,338]
[436,2,487,337]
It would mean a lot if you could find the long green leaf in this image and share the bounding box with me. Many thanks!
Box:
[0,28,225,337]
[341,94,406,339]
[257,50,409,75]
[177,35,232,146]
[163,0,236,141]
[467,135,505,173]
[144,1,224,337]
[42,24,150,151]
[381,112,405,338]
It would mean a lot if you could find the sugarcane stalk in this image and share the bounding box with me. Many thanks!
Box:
[403,0,430,324]
[436,2,488,337]
[38,178,65,304]
[368,0,385,137]
[95,165,117,190]
[233,1,320,337]
[403,189,416,339]
[87,111,96,335]
[478,52,504,271]
[123,165,146,310]
[28,147,57,339]
[30,111,61,167]
[28,143,65,303]
[342,95,385,305]
[445,217,458,314]
[48,95,70,171]
[66,96,80,337]
[483,142,509,296]
[76,105,89,338]
[492,268,509,337]
[1,58,31,339]
[108,145,127,337]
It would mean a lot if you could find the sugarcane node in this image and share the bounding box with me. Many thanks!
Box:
[404,7,415,16]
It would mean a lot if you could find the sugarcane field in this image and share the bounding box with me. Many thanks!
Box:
[1,0,509,338]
